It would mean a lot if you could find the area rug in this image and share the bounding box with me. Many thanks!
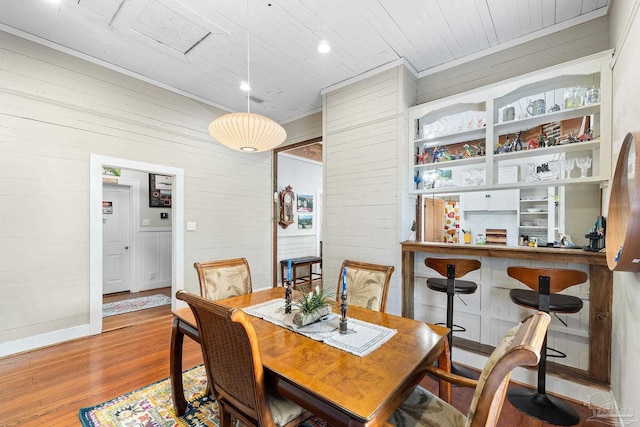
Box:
[102,294,171,317]
[79,365,328,427]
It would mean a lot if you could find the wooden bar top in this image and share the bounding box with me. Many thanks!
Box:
[401,239,612,384]
[401,241,607,265]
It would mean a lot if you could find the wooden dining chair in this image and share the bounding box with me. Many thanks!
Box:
[388,311,550,427]
[176,291,313,427]
[194,258,252,300]
[336,260,395,312]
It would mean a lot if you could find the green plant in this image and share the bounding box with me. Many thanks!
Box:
[293,286,333,315]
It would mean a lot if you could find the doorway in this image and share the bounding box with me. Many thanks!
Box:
[272,138,323,286]
[90,154,185,335]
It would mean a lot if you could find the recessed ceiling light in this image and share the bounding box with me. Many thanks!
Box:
[317,40,331,54]
[240,81,251,91]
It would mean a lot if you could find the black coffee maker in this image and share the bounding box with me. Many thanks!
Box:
[584,216,606,252]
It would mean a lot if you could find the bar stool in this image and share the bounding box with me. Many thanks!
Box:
[506,266,587,426]
[425,257,481,379]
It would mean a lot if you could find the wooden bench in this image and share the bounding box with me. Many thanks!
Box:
[279,256,322,290]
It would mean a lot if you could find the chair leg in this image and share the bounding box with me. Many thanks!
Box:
[437,339,452,403]
[218,404,233,427]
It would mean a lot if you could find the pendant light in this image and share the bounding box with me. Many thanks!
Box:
[208,0,286,153]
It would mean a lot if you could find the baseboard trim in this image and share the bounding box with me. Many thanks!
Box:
[0,324,90,358]
[138,281,172,292]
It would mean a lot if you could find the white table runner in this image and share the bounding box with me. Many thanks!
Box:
[243,298,396,357]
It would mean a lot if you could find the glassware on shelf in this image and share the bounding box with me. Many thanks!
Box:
[548,160,561,180]
[576,157,592,178]
[585,87,601,104]
[564,87,583,110]
[562,158,575,179]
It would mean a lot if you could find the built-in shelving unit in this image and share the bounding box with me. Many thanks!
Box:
[518,187,558,245]
[408,52,612,196]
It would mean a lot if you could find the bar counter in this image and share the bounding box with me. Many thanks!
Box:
[401,241,611,384]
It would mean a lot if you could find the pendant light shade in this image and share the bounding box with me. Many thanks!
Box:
[208,0,286,153]
[209,112,287,153]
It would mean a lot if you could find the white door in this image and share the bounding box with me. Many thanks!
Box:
[102,185,131,294]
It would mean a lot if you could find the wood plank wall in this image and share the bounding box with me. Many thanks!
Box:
[0,30,274,346]
[323,66,416,315]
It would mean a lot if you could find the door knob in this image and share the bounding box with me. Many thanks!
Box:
[125,246,129,250]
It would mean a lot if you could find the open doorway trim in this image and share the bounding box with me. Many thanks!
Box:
[90,154,185,335]
[271,137,322,286]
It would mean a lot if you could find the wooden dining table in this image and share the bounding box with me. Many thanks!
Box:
[170,287,449,427]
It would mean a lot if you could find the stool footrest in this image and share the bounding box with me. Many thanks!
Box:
[546,346,567,359]
[433,322,466,333]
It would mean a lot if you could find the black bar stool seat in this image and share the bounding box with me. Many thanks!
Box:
[427,278,477,294]
[510,289,583,313]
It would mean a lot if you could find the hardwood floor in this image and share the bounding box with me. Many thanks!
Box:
[0,315,204,426]
[419,374,596,427]
[0,302,597,427]
[102,287,172,331]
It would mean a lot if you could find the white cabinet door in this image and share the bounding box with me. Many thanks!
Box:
[489,189,519,210]
[462,189,518,211]
[461,191,490,211]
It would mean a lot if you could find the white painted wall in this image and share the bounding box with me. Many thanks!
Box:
[323,65,414,315]
[608,0,640,416]
[0,30,273,350]
[282,113,322,145]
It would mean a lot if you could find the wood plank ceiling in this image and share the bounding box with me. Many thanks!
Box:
[0,0,609,124]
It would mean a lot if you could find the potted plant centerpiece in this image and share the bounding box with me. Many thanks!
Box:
[292,285,333,327]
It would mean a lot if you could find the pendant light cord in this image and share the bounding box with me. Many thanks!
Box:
[246,0,251,113]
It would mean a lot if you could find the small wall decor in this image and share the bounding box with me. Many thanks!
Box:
[297,194,313,212]
[102,166,121,176]
[149,174,172,207]
[102,201,113,214]
[278,185,295,228]
[443,201,460,243]
[298,214,313,229]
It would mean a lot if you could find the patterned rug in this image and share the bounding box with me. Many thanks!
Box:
[102,294,171,317]
[79,365,329,426]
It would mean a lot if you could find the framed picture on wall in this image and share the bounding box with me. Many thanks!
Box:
[297,194,313,212]
[298,214,313,229]
[149,174,172,207]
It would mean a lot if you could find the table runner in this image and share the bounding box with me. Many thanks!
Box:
[243,298,397,357]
